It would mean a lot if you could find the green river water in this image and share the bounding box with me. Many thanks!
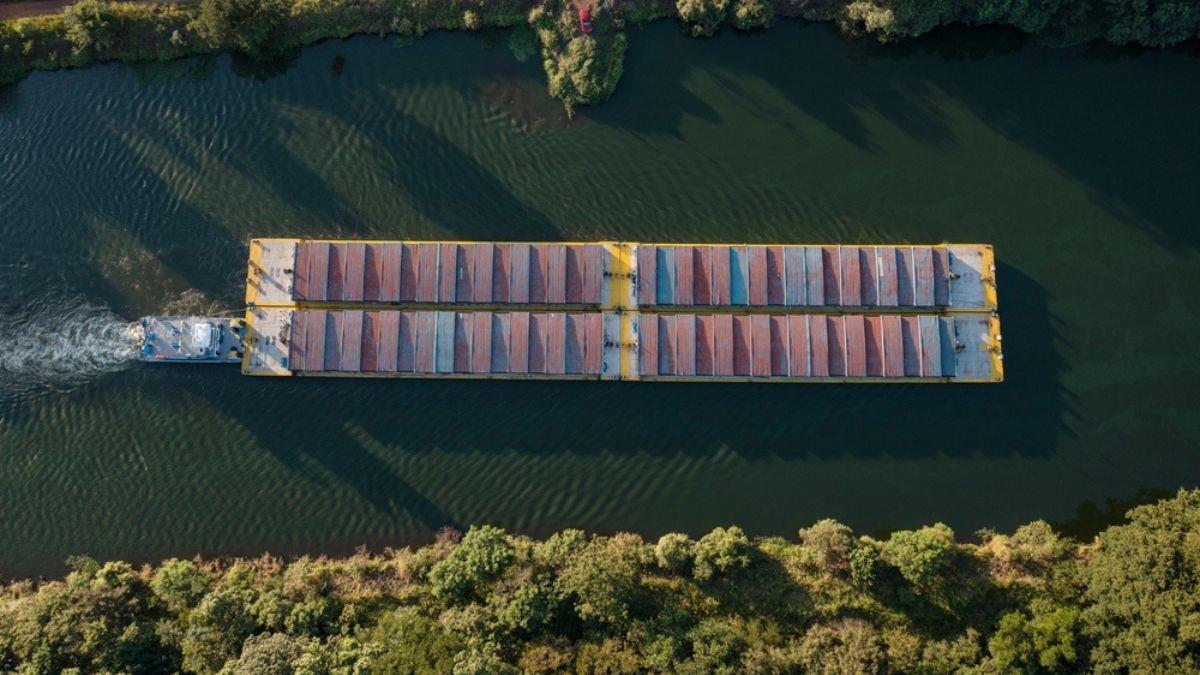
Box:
[1,22,1198,578]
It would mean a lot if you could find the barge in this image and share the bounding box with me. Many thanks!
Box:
[246,240,998,312]
[226,239,1003,381]
[140,239,1003,382]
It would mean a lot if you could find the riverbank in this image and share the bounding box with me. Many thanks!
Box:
[2,489,1196,672]
[2,0,1197,106]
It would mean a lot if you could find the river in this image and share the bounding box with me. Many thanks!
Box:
[1,21,1198,578]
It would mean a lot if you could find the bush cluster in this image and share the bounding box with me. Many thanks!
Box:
[2,0,1199,104]
[1,489,1198,673]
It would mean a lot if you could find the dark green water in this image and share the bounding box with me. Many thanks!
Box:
[2,22,1199,578]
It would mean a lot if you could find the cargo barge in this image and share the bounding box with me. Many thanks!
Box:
[140,239,1003,382]
[246,240,998,312]
[140,239,1003,381]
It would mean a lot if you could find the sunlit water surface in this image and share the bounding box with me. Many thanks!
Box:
[1,23,1198,577]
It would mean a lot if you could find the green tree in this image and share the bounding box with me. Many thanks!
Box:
[226,633,306,675]
[882,523,956,587]
[1104,0,1200,46]
[62,0,120,53]
[841,0,961,41]
[685,618,746,673]
[545,34,628,108]
[973,0,1088,35]
[181,587,257,673]
[494,581,562,636]
[152,559,212,613]
[284,596,338,636]
[194,0,288,56]
[849,545,879,588]
[693,526,751,581]
[557,534,643,626]
[730,0,774,30]
[533,528,586,568]
[428,524,516,603]
[366,608,462,673]
[2,561,172,673]
[987,601,1081,672]
[676,0,730,36]
[1007,520,1072,574]
[798,519,855,571]
[654,533,696,573]
[1083,489,1200,673]
[797,619,886,674]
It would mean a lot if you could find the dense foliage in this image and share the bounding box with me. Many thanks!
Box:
[2,0,1199,104]
[1,490,1198,673]
[531,0,628,109]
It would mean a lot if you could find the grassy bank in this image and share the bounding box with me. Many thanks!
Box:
[2,0,1199,106]
[1,489,1198,673]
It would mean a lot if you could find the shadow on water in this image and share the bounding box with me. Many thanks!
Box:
[588,22,955,151]
[297,83,561,240]
[592,21,1200,251]
[174,368,461,533]
[1049,486,1171,542]
[166,264,1069,533]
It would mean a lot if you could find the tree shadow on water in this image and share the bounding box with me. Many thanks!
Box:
[591,20,1200,252]
[176,369,461,532]
[587,21,955,152]
[290,83,562,240]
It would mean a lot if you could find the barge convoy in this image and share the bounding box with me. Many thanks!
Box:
[139,240,1004,383]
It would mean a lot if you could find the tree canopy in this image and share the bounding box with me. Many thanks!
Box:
[1,490,1198,673]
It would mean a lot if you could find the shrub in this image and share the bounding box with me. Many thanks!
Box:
[987,601,1082,672]
[556,535,642,626]
[676,0,729,36]
[181,587,258,672]
[194,0,289,56]
[368,608,462,673]
[797,619,886,674]
[882,523,955,587]
[1104,0,1200,47]
[798,519,854,571]
[544,33,628,108]
[849,545,879,588]
[973,0,1088,35]
[654,533,696,573]
[841,0,960,41]
[62,0,119,53]
[228,633,306,675]
[731,0,774,30]
[1083,489,1200,672]
[151,559,212,613]
[693,526,751,581]
[686,618,747,671]
[427,525,516,602]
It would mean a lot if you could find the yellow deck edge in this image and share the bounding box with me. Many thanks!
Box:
[988,313,1004,382]
[980,244,999,311]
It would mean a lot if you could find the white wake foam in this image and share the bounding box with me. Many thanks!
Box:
[0,299,139,393]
